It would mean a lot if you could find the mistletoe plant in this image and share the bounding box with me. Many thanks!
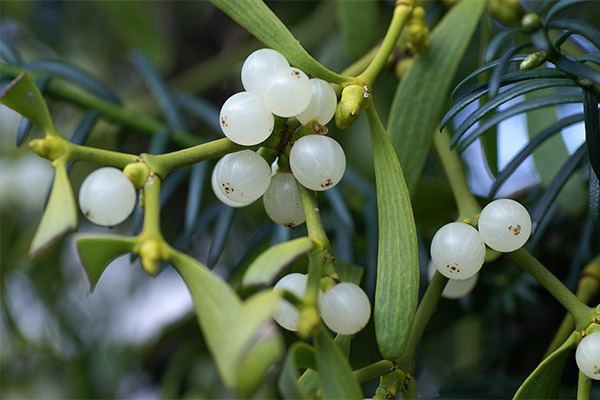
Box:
[1,0,599,398]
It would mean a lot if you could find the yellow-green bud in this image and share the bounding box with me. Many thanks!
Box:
[406,6,430,54]
[489,0,525,26]
[335,84,366,130]
[395,57,414,79]
[521,13,542,33]
[139,239,163,275]
[28,136,66,160]
[123,161,150,189]
[520,51,550,70]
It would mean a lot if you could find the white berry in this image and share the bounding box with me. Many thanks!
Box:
[478,199,532,252]
[215,150,271,203]
[241,48,290,97]
[289,135,346,191]
[427,261,478,299]
[219,92,274,146]
[319,282,371,335]
[430,222,486,280]
[263,67,312,117]
[211,160,253,208]
[79,167,137,227]
[273,273,307,331]
[296,78,337,126]
[576,331,600,380]
[263,172,305,227]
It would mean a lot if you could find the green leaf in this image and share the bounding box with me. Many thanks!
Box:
[75,234,136,292]
[488,43,532,98]
[590,166,599,225]
[0,71,57,135]
[15,76,50,147]
[387,0,487,194]
[336,0,379,60]
[367,104,418,360]
[545,0,589,23]
[549,19,600,50]
[29,160,77,257]
[278,342,316,400]
[514,330,580,399]
[334,259,364,285]
[209,0,351,85]
[582,87,600,180]
[483,27,523,63]
[556,55,600,86]
[242,237,316,287]
[578,53,600,65]
[314,326,362,400]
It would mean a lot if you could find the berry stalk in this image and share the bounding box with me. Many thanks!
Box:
[296,182,332,254]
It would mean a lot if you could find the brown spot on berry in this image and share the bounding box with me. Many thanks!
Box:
[221,116,228,127]
[284,222,295,227]
[447,263,460,273]
[221,182,234,194]
[508,224,521,235]
[291,70,301,78]
[85,210,91,217]
[320,179,333,188]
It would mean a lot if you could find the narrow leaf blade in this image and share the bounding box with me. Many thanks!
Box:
[336,0,379,60]
[278,342,316,400]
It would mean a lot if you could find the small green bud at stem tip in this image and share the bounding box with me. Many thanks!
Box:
[123,161,151,189]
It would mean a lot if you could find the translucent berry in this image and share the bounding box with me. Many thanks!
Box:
[216,150,271,203]
[79,167,137,227]
[273,273,307,331]
[478,198,532,252]
[263,172,305,227]
[430,222,486,280]
[289,135,346,191]
[263,67,312,117]
[319,282,371,335]
[241,48,290,97]
[427,261,478,299]
[211,160,253,208]
[296,78,337,126]
[576,331,600,380]
[219,92,274,146]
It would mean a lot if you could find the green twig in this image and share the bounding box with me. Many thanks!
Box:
[68,142,139,168]
[353,360,395,383]
[140,173,164,240]
[400,375,417,400]
[577,370,592,400]
[297,183,332,254]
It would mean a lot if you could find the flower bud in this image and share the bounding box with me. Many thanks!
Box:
[123,161,151,189]
[335,84,366,130]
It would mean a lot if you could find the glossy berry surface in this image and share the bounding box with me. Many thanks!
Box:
[430,222,486,280]
[79,167,137,227]
[263,172,305,227]
[272,273,307,331]
[427,261,478,299]
[219,92,274,146]
[241,48,290,97]
[576,331,600,380]
[296,78,337,126]
[319,282,371,335]
[263,67,312,117]
[478,198,532,252]
[215,150,271,203]
[211,160,253,208]
[289,135,346,191]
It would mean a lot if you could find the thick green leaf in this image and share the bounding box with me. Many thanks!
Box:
[387,0,486,194]
[514,330,580,399]
[582,87,600,180]
[336,0,379,60]
[15,76,50,147]
[488,43,532,98]
[314,326,362,400]
[483,27,523,63]
[0,71,57,135]
[367,104,418,360]
[278,342,316,400]
[209,0,351,85]
[242,237,315,287]
[29,160,77,257]
[207,205,235,267]
[75,234,136,292]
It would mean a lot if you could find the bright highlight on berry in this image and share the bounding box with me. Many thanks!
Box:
[319,282,371,335]
[273,273,307,332]
[478,198,532,252]
[215,150,271,203]
[296,78,337,126]
[289,135,346,191]
[219,92,274,146]
[430,222,486,280]
[263,67,312,117]
[427,261,478,299]
[79,167,137,227]
[576,331,600,380]
[241,48,290,97]
[263,172,305,227]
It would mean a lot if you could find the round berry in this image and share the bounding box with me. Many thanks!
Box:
[219,92,274,146]
[263,67,312,117]
[79,167,137,227]
[296,78,337,126]
[478,198,532,252]
[430,222,486,280]
[216,150,271,203]
[319,282,371,335]
[289,135,346,191]
[576,331,600,380]
[241,48,290,97]
[427,261,478,299]
[273,273,307,331]
[263,172,305,227]
[211,160,253,208]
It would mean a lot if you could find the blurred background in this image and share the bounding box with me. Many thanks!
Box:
[1,1,598,398]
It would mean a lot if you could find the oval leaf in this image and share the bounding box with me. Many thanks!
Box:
[336,0,380,60]
[278,342,317,400]
[242,236,316,287]
[367,104,418,360]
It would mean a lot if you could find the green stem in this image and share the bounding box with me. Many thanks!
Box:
[433,129,481,223]
[396,271,447,373]
[577,371,592,400]
[400,376,417,400]
[353,360,395,383]
[509,248,595,329]
[140,174,164,240]
[68,142,139,168]
[297,183,332,254]
[357,3,412,88]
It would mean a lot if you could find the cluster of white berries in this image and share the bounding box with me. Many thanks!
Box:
[272,273,371,335]
[429,198,532,298]
[212,48,346,227]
